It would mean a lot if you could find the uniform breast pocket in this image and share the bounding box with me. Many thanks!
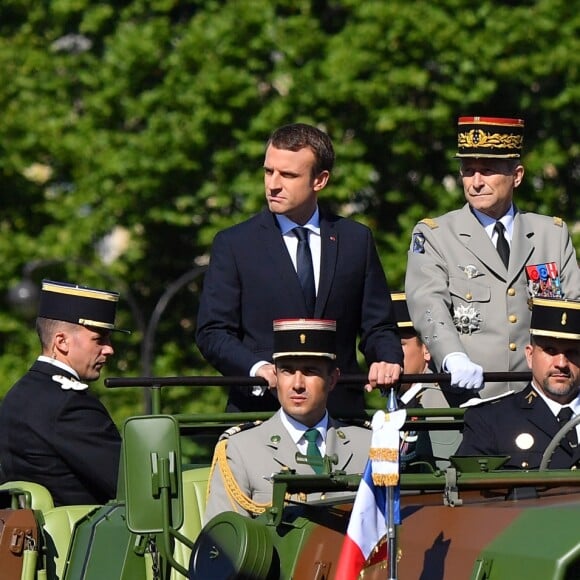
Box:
[448,278,491,334]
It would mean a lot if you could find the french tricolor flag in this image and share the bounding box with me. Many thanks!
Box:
[335,409,406,579]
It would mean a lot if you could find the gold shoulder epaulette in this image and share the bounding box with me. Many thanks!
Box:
[553,216,563,227]
[419,218,438,229]
[218,420,263,441]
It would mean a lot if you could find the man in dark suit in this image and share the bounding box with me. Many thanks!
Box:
[0,279,128,505]
[196,123,403,415]
[458,297,580,469]
[204,319,371,521]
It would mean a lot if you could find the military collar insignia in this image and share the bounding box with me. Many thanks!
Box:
[52,375,89,391]
[458,264,482,279]
[525,389,538,405]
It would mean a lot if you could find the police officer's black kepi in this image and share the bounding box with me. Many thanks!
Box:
[38,280,129,333]
[272,319,336,360]
[530,298,580,340]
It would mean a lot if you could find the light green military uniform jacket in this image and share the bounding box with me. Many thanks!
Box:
[405,204,580,398]
[204,410,371,522]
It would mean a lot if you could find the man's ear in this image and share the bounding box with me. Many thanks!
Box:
[328,367,340,392]
[513,164,525,188]
[524,343,534,369]
[312,170,330,192]
[54,331,69,354]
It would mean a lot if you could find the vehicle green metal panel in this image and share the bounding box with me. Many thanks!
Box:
[62,503,148,580]
[123,415,184,534]
[471,503,580,579]
[189,502,352,579]
[189,512,276,579]
[8,393,580,579]
[271,501,351,578]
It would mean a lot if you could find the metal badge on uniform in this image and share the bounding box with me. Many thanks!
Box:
[458,264,482,279]
[453,304,482,334]
[515,433,534,450]
[526,262,562,298]
[412,233,425,254]
[52,375,89,391]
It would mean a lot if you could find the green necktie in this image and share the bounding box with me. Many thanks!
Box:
[304,428,323,474]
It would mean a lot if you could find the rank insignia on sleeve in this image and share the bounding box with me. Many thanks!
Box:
[526,262,562,298]
[412,233,425,254]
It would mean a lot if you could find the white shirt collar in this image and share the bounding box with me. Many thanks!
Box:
[276,206,320,236]
[37,356,80,380]
[531,381,580,418]
[279,408,328,452]
[472,204,515,240]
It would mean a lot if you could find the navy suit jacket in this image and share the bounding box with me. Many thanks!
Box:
[458,384,580,470]
[196,209,402,414]
[0,360,121,506]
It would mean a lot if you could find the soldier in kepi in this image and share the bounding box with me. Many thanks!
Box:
[458,298,580,470]
[0,280,128,506]
[203,319,371,522]
[405,116,580,398]
[391,292,462,470]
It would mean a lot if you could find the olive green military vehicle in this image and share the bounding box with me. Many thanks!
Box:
[2,375,580,579]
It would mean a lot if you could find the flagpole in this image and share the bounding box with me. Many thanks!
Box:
[386,388,398,580]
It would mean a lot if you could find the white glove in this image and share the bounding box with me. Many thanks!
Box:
[444,353,484,390]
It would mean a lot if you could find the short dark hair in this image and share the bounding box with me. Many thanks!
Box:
[267,123,335,177]
[36,317,78,350]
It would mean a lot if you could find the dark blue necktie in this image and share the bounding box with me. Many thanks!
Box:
[294,227,316,316]
[558,407,578,449]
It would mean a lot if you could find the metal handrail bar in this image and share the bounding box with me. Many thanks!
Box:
[105,371,532,389]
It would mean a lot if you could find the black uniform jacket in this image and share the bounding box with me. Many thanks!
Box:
[0,360,121,505]
[458,384,580,470]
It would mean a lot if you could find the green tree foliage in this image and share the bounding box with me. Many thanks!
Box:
[0,0,578,421]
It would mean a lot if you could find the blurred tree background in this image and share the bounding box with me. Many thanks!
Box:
[0,0,578,424]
